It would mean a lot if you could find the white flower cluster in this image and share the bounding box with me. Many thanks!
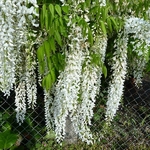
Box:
[132,56,147,86]
[106,32,128,123]
[44,0,108,144]
[125,17,150,86]
[105,16,150,124]
[52,32,108,144]
[93,35,107,91]
[53,24,87,142]
[15,81,26,125]
[125,17,150,44]
[0,0,39,124]
[44,89,54,131]
[15,0,38,123]
[72,63,98,144]
[0,0,18,96]
[25,46,37,109]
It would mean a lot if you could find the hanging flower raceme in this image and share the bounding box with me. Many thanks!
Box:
[72,59,98,144]
[25,45,37,109]
[0,0,17,96]
[44,89,55,131]
[93,35,107,92]
[53,23,87,142]
[104,16,150,124]
[15,0,39,123]
[105,31,128,123]
[15,81,26,125]
[71,35,107,144]
[0,0,39,124]
[125,17,150,86]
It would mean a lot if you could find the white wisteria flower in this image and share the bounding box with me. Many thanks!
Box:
[0,0,17,96]
[53,25,87,142]
[105,31,128,123]
[25,47,37,109]
[0,0,39,124]
[125,17,150,86]
[71,35,107,144]
[99,0,106,6]
[15,81,26,125]
[92,35,107,92]
[72,63,98,144]
[44,89,55,131]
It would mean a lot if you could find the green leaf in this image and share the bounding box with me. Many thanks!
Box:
[0,131,18,149]
[44,40,50,57]
[49,24,55,36]
[42,73,52,91]
[59,17,63,26]
[37,45,45,62]
[50,68,56,83]
[59,26,67,37]
[102,65,107,78]
[100,20,107,35]
[40,11,44,29]
[57,53,65,70]
[102,7,108,21]
[107,18,112,33]
[49,37,56,53]
[88,29,93,45]
[55,4,62,17]
[86,0,91,7]
[62,5,69,14]
[49,4,54,18]
[52,55,59,71]
[39,62,45,74]
[110,17,118,31]
[91,53,101,66]
[54,18,59,28]
[45,10,49,31]
[42,4,46,19]
[54,31,62,47]
[91,6,99,14]
[47,59,52,70]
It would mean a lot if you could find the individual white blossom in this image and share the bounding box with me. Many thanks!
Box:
[99,0,106,6]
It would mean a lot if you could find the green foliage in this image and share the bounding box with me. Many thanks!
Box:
[0,131,18,150]
[37,2,68,91]
[37,0,127,91]
[0,112,19,150]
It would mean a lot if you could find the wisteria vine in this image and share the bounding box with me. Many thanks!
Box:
[0,0,150,145]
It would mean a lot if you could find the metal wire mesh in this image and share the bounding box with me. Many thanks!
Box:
[0,76,150,149]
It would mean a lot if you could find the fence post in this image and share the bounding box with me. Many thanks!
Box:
[64,115,78,144]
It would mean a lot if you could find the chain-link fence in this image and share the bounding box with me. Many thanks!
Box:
[0,76,150,149]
